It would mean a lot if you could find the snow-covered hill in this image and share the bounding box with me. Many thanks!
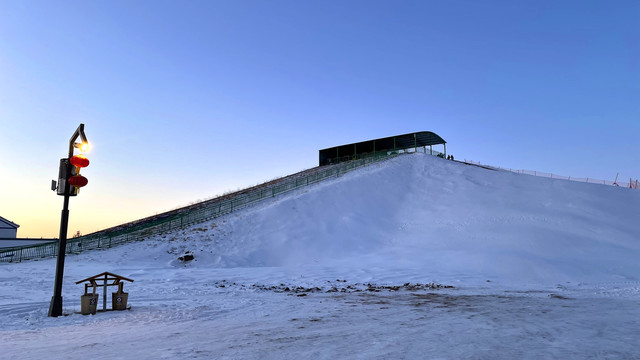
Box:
[2,153,639,359]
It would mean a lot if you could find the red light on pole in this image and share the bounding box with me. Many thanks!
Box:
[69,153,89,193]
[70,154,90,168]
[68,175,88,188]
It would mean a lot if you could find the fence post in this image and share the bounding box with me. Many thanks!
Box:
[19,248,23,262]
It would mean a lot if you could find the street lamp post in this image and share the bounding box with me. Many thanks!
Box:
[48,124,89,317]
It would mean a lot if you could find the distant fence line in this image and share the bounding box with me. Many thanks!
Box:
[462,159,639,189]
[1,149,442,263]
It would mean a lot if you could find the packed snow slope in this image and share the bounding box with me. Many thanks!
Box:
[2,153,640,359]
[134,151,638,287]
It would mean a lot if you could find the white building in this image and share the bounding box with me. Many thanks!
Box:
[0,216,19,238]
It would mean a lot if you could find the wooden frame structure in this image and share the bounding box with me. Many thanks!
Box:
[76,272,133,312]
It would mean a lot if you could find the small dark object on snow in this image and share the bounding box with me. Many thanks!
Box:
[178,252,195,262]
[549,293,572,300]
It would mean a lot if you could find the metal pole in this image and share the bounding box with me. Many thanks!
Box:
[49,124,87,318]
[48,187,70,317]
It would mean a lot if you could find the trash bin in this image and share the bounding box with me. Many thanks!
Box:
[81,293,99,315]
[112,292,128,310]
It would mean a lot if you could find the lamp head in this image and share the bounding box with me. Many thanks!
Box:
[74,142,89,152]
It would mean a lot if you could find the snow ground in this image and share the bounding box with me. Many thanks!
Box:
[2,153,640,359]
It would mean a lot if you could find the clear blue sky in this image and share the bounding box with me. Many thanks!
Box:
[1,0,638,238]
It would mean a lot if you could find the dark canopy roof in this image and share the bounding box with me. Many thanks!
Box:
[319,131,446,166]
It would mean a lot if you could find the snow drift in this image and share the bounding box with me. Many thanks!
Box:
[115,153,640,286]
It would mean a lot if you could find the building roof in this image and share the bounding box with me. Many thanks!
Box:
[0,216,19,229]
[318,131,447,166]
